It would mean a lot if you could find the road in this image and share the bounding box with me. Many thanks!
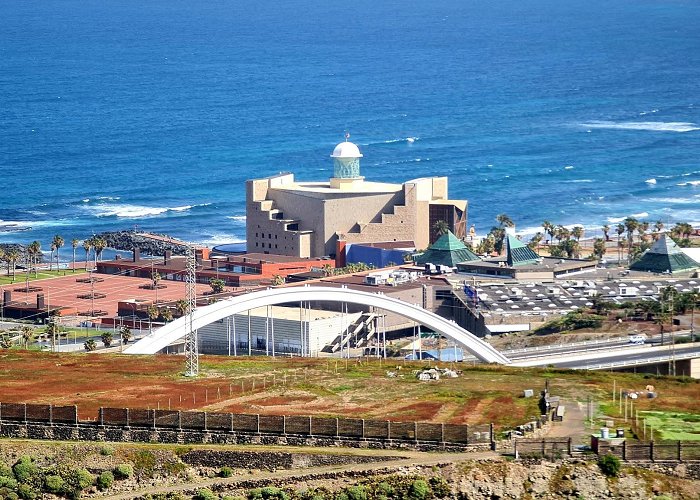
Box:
[509,342,700,369]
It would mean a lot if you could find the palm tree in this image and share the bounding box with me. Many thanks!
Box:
[0,248,5,275]
[49,241,56,271]
[71,238,79,272]
[84,339,97,352]
[571,226,584,241]
[6,249,19,279]
[593,238,607,259]
[623,217,639,262]
[83,239,92,270]
[496,213,515,228]
[52,235,64,271]
[93,236,107,264]
[653,220,665,240]
[602,224,610,242]
[147,304,159,333]
[637,221,650,242]
[615,224,625,262]
[46,321,60,351]
[175,299,189,317]
[271,274,285,286]
[432,219,449,237]
[528,232,544,254]
[160,307,173,322]
[20,325,34,349]
[27,241,41,277]
[100,332,113,347]
[120,326,133,344]
[542,220,555,244]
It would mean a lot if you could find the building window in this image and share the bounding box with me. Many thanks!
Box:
[255,232,258,237]
[268,233,271,239]
[255,242,258,247]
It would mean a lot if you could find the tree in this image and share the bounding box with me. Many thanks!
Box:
[321,263,334,277]
[27,241,41,277]
[6,249,19,279]
[51,235,64,271]
[84,339,97,351]
[0,333,12,349]
[615,224,625,262]
[101,332,113,347]
[623,217,639,262]
[432,219,449,237]
[120,326,132,344]
[593,238,607,259]
[489,226,506,254]
[83,239,92,270]
[175,299,189,317]
[92,236,107,263]
[209,278,226,294]
[638,221,650,242]
[602,224,610,242]
[271,274,285,286]
[20,326,34,349]
[46,321,60,351]
[50,241,56,271]
[496,213,515,228]
[71,238,79,272]
[571,226,584,241]
[160,307,173,322]
[528,232,543,254]
[119,326,133,344]
[151,270,161,289]
[542,220,555,244]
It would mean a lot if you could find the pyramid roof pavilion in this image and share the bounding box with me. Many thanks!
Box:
[505,233,539,266]
[629,234,700,274]
[415,231,479,267]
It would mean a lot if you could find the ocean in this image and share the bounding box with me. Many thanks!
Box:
[1,0,699,255]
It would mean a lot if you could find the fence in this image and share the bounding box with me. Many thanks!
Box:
[513,438,572,459]
[0,402,492,446]
[598,440,700,461]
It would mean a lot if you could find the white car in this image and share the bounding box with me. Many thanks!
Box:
[628,334,647,344]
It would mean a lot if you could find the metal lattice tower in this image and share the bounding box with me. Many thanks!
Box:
[184,245,199,376]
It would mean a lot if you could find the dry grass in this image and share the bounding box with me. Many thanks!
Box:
[0,351,698,430]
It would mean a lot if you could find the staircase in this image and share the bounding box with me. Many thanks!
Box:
[322,313,378,353]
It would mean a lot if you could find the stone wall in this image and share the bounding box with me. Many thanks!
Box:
[0,421,488,453]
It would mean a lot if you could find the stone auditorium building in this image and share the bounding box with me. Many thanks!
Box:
[246,138,467,260]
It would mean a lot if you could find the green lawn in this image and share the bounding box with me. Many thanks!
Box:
[0,268,86,285]
[639,410,700,441]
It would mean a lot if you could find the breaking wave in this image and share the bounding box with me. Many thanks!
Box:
[580,121,700,132]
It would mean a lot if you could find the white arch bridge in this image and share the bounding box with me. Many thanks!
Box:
[124,286,511,364]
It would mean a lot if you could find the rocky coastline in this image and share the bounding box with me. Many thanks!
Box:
[97,231,192,257]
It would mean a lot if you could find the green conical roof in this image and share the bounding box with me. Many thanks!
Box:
[630,235,700,273]
[505,233,539,266]
[415,231,479,267]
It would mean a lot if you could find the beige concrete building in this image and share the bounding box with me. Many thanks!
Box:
[246,139,467,259]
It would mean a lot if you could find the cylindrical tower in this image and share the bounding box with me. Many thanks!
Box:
[330,137,364,190]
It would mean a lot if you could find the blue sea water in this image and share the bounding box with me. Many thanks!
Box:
[1,0,699,253]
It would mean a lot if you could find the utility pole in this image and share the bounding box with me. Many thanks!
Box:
[184,246,198,377]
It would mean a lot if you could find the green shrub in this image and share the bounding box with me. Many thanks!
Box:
[0,461,13,478]
[97,471,114,491]
[408,479,431,500]
[113,464,134,480]
[0,475,19,490]
[598,454,621,477]
[44,474,64,494]
[247,487,288,500]
[12,456,38,484]
[99,445,115,456]
[193,488,218,500]
[62,467,94,497]
[219,466,233,478]
[16,483,37,500]
[428,477,450,498]
[1,488,20,500]
[345,486,367,500]
[374,482,394,497]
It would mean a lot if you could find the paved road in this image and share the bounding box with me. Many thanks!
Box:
[103,449,498,500]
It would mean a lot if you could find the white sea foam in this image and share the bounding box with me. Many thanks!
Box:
[226,215,247,222]
[82,202,209,218]
[645,178,657,185]
[677,180,700,186]
[383,136,420,144]
[632,212,649,218]
[644,196,700,204]
[198,234,246,246]
[565,179,593,183]
[564,165,574,170]
[580,121,700,132]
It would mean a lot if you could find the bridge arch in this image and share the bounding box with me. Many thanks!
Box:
[125,286,510,364]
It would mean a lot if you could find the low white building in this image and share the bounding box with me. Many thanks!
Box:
[198,305,364,357]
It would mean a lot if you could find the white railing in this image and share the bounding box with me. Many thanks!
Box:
[581,352,700,370]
